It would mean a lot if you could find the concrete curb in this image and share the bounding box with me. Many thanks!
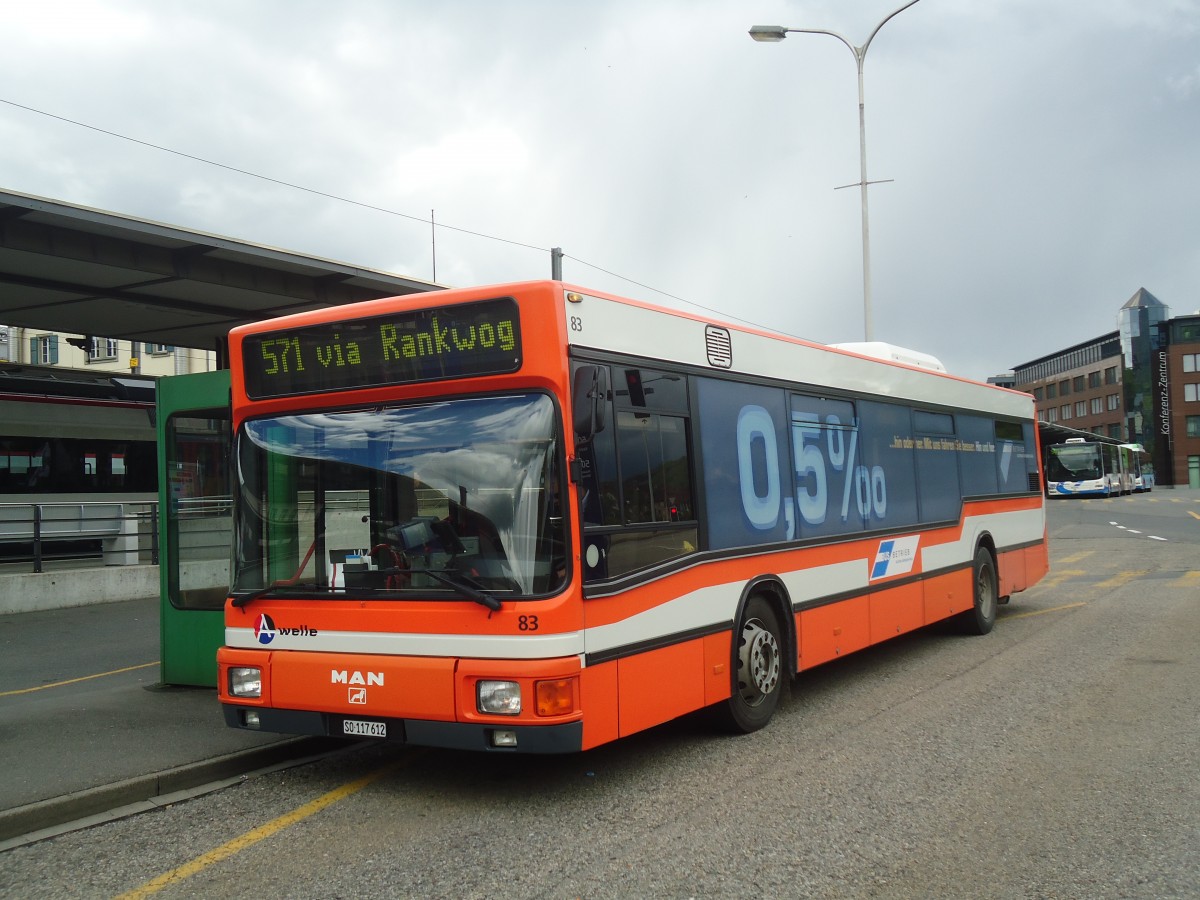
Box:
[0,736,344,849]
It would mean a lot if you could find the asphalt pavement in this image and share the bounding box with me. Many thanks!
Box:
[0,594,338,849]
[3,489,1196,852]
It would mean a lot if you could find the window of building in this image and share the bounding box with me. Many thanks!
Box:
[1061,405,1071,421]
[89,337,118,361]
[1060,380,1071,396]
[1090,397,1102,415]
[1104,366,1119,385]
[1108,425,1122,439]
[1045,383,1057,399]
[1073,376,1085,392]
[1033,387,1044,401]
[1186,384,1199,403]
[1088,371,1101,388]
[1075,401,1086,417]
[148,343,173,355]
[35,335,58,365]
[1184,353,1199,373]
[1187,416,1200,438]
[1107,393,1119,411]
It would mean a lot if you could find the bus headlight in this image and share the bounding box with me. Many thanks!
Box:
[477,680,521,715]
[229,666,262,698]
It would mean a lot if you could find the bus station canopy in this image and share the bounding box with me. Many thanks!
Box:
[1037,421,1124,448]
[0,188,442,362]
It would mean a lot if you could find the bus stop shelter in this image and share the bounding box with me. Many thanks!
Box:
[0,187,442,363]
[0,187,445,684]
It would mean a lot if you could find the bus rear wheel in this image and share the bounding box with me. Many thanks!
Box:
[715,596,784,734]
[957,547,998,635]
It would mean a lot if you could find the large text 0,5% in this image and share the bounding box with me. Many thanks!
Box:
[827,421,888,522]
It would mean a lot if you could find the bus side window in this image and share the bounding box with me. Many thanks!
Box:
[913,410,961,523]
[616,412,693,524]
[573,373,620,529]
[995,420,1030,493]
[576,363,698,582]
[958,415,999,496]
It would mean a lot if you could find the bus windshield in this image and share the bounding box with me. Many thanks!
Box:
[232,393,566,600]
[1046,444,1101,481]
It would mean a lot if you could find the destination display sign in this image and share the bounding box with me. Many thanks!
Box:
[242,297,522,399]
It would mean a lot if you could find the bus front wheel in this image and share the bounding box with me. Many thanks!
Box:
[958,547,998,635]
[715,596,784,734]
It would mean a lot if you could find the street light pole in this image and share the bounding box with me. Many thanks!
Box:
[750,0,921,343]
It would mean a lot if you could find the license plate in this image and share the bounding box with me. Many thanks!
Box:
[343,719,386,738]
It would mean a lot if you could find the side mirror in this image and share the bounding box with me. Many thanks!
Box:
[572,365,608,440]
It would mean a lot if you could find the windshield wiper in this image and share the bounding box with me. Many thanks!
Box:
[233,571,503,612]
[231,583,331,609]
[231,584,281,609]
[409,568,503,611]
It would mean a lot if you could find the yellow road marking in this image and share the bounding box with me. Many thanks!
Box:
[1055,551,1095,565]
[1007,601,1086,620]
[1174,571,1200,586]
[1034,569,1086,590]
[1094,571,1147,590]
[116,754,417,899]
[1188,511,1200,521]
[0,662,158,697]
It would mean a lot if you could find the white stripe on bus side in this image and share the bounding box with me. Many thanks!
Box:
[922,506,1045,572]
[224,627,586,659]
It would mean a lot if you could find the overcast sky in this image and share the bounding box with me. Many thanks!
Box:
[2,0,1198,380]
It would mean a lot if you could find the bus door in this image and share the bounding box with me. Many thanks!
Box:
[157,370,231,687]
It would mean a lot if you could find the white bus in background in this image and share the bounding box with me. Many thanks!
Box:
[1121,443,1154,492]
[1044,438,1132,497]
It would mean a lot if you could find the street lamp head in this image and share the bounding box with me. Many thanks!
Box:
[748,25,788,42]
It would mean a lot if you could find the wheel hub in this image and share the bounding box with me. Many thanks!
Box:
[738,618,781,705]
[977,569,997,618]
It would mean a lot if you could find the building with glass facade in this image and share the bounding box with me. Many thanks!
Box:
[1118,288,1171,478]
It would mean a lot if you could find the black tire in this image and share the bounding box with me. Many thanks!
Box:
[957,547,998,635]
[714,596,784,733]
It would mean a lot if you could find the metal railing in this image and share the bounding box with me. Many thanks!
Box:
[0,501,159,573]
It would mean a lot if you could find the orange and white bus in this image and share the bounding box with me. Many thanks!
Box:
[218,280,1048,752]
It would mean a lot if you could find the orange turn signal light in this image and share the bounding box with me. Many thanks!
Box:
[535,678,576,717]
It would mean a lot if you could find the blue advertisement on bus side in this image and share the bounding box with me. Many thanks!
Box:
[694,377,1035,551]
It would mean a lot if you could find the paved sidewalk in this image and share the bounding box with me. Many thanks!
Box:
[0,595,334,846]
